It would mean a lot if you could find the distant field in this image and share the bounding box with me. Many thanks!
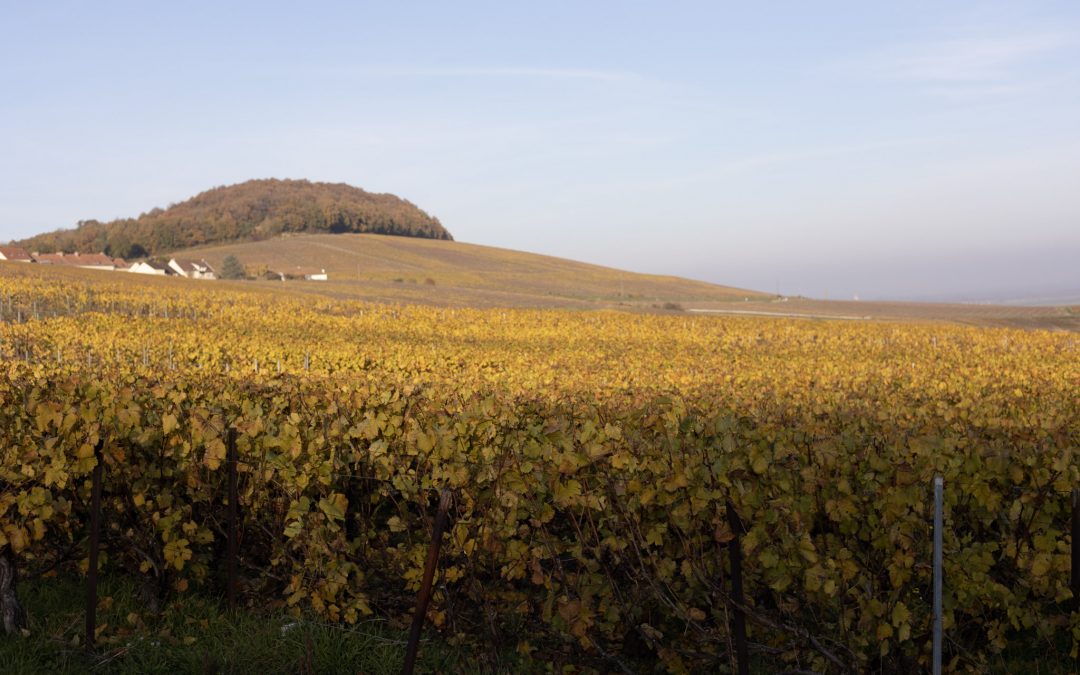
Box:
[688,297,1080,332]
[2,245,1075,331]
[181,232,768,308]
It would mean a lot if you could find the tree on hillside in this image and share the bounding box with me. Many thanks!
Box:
[13,179,452,256]
[220,255,245,280]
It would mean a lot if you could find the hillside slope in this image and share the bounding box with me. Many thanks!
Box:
[3,253,1072,327]
[16,179,451,257]
[184,233,769,308]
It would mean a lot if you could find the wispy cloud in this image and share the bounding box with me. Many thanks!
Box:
[879,32,1070,82]
[708,136,945,172]
[652,136,947,190]
[344,66,638,82]
[920,77,1062,102]
[844,29,1075,98]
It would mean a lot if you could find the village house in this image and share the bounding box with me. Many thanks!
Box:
[127,260,172,276]
[289,267,328,281]
[268,266,329,281]
[30,252,67,265]
[168,258,217,279]
[7,246,323,283]
[30,252,116,270]
[68,252,116,270]
[0,246,32,262]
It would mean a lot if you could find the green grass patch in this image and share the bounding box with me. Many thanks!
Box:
[6,574,1076,673]
[0,575,526,674]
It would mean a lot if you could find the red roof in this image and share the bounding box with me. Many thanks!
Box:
[70,252,115,266]
[32,251,115,267]
[0,246,32,261]
[32,252,70,265]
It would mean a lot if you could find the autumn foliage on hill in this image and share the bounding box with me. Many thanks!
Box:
[15,178,452,258]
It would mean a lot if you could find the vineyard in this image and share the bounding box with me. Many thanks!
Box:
[1,263,1078,673]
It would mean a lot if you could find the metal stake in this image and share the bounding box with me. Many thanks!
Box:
[1072,489,1080,614]
[933,475,943,675]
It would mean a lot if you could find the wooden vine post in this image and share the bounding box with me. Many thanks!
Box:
[85,440,105,648]
[0,548,27,634]
[226,427,239,611]
[725,500,750,675]
[402,488,453,675]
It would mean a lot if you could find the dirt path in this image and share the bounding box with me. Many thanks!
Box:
[686,298,1080,331]
[687,308,871,320]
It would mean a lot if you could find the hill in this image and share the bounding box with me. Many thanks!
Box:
[14,179,451,257]
[181,232,769,308]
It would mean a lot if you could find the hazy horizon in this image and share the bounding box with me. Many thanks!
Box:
[2,2,1078,303]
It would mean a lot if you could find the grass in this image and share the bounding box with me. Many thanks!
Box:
[2,572,1078,674]
[0,575,525,674]
[180,232,767,309]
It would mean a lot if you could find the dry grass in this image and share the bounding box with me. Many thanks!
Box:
[687,297,1080,332]
[181,233,768,308]
[3,239,1075,331]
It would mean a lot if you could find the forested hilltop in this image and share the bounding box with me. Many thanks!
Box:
[15,179,452,257]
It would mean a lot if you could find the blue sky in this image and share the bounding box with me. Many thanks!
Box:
[2,1,1078,301]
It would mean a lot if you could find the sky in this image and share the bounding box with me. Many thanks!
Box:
[1,1,1079,302]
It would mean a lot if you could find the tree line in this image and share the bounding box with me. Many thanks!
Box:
[14,178,452,258]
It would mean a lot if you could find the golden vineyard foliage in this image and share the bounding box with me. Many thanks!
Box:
[0,267,1078,672]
